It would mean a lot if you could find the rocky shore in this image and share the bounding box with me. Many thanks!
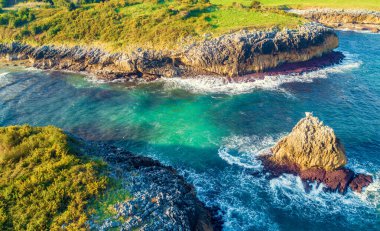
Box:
[0,23,338,81]
[81,141,220,230]
[289,9,380,32]
[259,112,373,194]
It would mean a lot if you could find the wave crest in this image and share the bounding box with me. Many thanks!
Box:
[218,134,284,169]
[161,52,361,94]
[0,72,9,78]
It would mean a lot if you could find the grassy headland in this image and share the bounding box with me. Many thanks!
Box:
[0,125,123,230]
[212,0,380,11]
[0,0,378,52]
[0,0,304,51]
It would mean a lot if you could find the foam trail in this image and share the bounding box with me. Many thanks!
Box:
[218,134,284,170]
[0,72,9,78]
[356,172,380,207]
[161,52,361,94]
[268,174,378,225]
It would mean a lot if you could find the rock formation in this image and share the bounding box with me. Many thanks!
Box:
[270,112,347,171]
[260,112,373,194]
[85,142,221,230]
[289,9,380,33]
[0,23,338,81]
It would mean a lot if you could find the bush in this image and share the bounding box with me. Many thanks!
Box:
[68,2,77,11]
[249,0,261,9]
[0,125,108,230]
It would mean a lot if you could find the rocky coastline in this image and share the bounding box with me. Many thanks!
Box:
[258,113,373,194]
[289,9,380,33]
[0,23,338,82]
[80,140,221,230]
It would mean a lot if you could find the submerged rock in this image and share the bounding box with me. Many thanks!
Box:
[260,112,373,194]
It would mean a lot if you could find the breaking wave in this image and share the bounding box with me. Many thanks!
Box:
[161,52,361,94]
[218,134,284,170]
[0,72,9,78]
[213,133,379,230]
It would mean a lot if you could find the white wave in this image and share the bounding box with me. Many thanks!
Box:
[268,174,378,224]
[0,72,9,78]
[160,52,361,94]
[218,134,284,169]
[180,168,281,231]
[356,172,380,207]
[337,28,380,35]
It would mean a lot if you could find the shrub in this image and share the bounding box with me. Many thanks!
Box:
[249,0,261,9]
[68,2,77,11]
[0,125,108,230]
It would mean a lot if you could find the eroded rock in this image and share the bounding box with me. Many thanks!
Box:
[83,143,220,231]
[270,112,347,171]
[289,9,380,32]
[0,23,338,81]
[260,113,373,194]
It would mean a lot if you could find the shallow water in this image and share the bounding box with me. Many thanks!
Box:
[0,31,379,230]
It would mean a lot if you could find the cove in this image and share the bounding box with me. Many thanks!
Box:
[0,31,379,230]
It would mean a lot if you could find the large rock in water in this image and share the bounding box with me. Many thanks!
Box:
[259,112,373,194]
[271,112,347,171]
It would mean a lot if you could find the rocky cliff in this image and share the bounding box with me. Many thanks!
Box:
[0,23,338,81]
[289,9,380,32]
[84,142,220,230]
[260,113,373,194]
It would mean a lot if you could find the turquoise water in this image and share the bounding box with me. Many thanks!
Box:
[0,31,379,230]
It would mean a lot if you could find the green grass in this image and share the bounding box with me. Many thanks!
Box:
[0,0,376,52]
[0,125,108,230]
[212,0,380,11]
[0,0,303,51]
[209,7,302,33]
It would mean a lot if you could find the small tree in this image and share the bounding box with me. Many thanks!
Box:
[68,2,76,11]
[249,0,261,9]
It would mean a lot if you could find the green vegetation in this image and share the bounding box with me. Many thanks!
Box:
[88,179,133,224]
[0,125,108,230]
[0,0,303,51]
[0,0,376,51]
[211,0,380,11]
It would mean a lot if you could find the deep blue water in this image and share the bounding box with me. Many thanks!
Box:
[0,31,379,230]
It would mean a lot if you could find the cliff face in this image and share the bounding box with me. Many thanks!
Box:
[289,9,380,32]
[0,23,338,81]
[182,23,338,76]
[270,112,347,171]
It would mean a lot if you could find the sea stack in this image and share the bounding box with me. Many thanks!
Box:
[260,112,373,194]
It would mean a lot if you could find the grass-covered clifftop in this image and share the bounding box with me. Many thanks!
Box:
[213,0,380,11]
[0,0,304,51]
[0,0,377,52]
[0,125,108,230]
[0,125,215,230]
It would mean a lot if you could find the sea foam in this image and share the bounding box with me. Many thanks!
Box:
[218,134,284,169]
[160,52,361,95]
[0,72,9,78]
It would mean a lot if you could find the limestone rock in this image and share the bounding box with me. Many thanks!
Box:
[289,9,380,32]
[258,113,373,194]
[271,112,347,171]
[0,23,338,81]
